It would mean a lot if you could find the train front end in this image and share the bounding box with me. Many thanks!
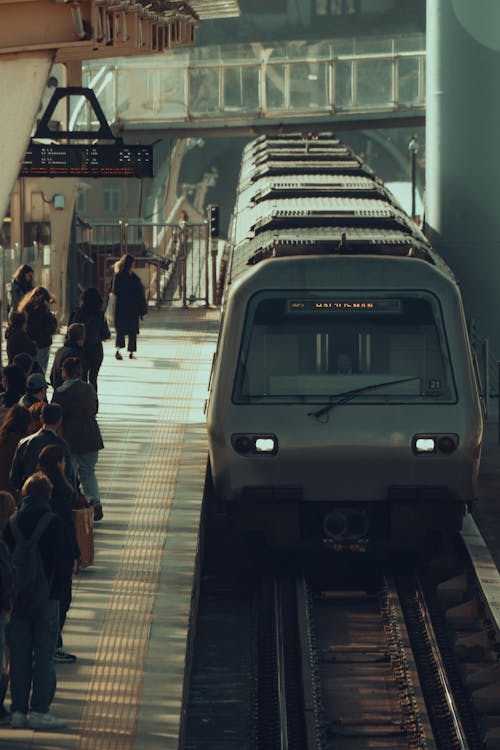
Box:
[207,256,483,550]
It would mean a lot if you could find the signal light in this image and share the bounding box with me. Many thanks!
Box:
[208,204,219,237]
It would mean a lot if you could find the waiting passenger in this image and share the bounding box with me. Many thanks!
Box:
[9,403,73,492]
[37,445,79,664]
[49,323,87,390]
[18,372,49,410]
[4,472,73,730]
[0,490,15,725]
[0,405,32,503]
[12,353,37,378]
[4,310,38,365]
[52,357,104,522]
[69,287,110,392]
[28,401,45,435]
[0,365,26,414]
[18,287,58,375]
[8,265,34,312]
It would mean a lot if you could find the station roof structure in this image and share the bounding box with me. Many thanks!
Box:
[0,0,239,61]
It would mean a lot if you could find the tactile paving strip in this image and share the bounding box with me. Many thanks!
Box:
[76,311,217,750]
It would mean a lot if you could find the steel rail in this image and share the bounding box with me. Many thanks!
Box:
[295,574,323,750]
[274,577,290,750]
[414,575,470,750]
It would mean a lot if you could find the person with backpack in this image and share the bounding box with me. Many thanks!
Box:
[3,472,74,730]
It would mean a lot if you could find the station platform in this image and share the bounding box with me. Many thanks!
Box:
[474,408,500,572]
[0,306,220,749]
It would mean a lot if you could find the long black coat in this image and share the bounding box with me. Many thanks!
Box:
[10,428,73,490]
[113,271,147,336]
[49,341,87,389]
[52,379,104,455]
[24,303,57,349]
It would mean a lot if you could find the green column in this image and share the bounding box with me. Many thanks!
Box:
[426,0,500,354]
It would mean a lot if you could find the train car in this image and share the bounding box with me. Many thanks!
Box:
[206,134,483,551]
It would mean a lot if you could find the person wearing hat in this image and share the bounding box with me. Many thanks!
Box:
[9,404,74,492]
[49,323,87,390]
[18,373,49,411]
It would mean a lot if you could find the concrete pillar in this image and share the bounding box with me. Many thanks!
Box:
[0,52,53,224]
[426,1,500,355]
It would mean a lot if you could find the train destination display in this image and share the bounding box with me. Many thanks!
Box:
[21,143,154,178]
[288,299,402,313]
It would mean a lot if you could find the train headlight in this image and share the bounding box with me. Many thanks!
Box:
[415,437,436,453]
[231,434,278,455]
[255,437,276,453]
[413,434,459,455]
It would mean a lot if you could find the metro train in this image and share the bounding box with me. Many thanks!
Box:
[206,134,483,550]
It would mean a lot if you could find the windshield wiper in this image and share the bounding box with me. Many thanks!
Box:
[307,376,421,420]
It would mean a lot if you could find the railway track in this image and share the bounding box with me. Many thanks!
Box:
[184,519,500,749]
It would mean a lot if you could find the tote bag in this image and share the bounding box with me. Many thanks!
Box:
[73,507,94,569]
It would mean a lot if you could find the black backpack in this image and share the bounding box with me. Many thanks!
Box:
[9,512,55,617]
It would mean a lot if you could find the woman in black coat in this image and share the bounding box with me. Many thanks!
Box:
[69,287,110,391]
[112,254,148,360]
[4,310,38,364]
[18,286,58,375]
[9,264,34,311]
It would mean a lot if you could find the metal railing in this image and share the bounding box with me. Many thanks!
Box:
[75,33,425,130]
[0,243,47,323]
[75,219,212,307]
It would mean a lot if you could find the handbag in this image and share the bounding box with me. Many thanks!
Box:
[72,506,94,569]
[105,291,116,328]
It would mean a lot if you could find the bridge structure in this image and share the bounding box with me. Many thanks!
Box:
[74,33,425,136]
[58,32,426,326]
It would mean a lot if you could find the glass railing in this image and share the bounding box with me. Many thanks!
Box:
[74,33,425,129]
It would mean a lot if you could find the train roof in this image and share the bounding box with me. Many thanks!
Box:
[230,194,416,247]
[226,132,456,289]
[229,227,453,281]
[248,196,422,236]
[243,158,370,181]
[248,174,391,202]
[253,133,338,145]
[248,146,352,162]
[238,226,432,258]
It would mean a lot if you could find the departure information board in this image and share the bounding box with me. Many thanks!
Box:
[20,142,154,178]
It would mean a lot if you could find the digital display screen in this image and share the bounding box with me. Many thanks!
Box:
[20,143,154,178]
[288,299,402,313]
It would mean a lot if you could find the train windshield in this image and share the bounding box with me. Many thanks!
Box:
[233,291,457,404]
